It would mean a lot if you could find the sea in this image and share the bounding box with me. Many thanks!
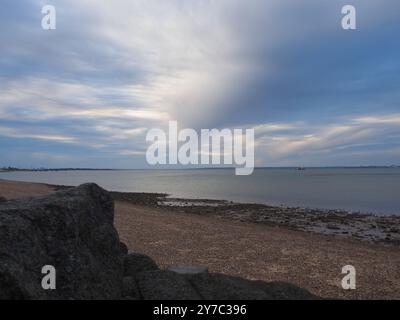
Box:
[1,167,399,215]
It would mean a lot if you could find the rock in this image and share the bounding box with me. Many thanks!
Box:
[252,281,319,300]
[187,273,318,300]
[187,273,271,300]
[123,253,159,277]
[0,196,7,203]
[0,183,124,300]
[122,276,141,300]
[136,270,201,300]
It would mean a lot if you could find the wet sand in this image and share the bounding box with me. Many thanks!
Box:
[1,179,399,299]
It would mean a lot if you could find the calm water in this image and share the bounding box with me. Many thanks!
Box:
[1,168,399,215]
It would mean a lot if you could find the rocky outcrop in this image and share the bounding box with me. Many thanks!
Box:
[128,268,318,300]
[122,276,141,300]
[0,183,124,299]
[136,270,202,300]
[0,183,319,300]
[187,273,317,300]
[123,253,159,277]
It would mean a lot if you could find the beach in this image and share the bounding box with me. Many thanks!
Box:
[1,179,399,299]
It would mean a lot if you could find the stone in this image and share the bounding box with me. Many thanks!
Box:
[0,183,124,300]
[0,196,7,203]
[122,276,141,300]
[136,270,201,300]
[188,273,318,300]
[123,253,159,277]
[252,281,319,300]
[188,273,271,300]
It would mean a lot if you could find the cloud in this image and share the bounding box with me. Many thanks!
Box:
[352,114,400,125]
[118,150,146,156]
[254,112,400,166]
[0,0,399,167]
[0,125,76,143]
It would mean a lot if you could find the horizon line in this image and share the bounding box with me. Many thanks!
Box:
[1,165,399,172]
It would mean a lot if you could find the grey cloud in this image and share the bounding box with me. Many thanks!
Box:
[0,0,399,167]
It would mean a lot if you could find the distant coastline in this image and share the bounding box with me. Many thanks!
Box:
[1,165,399,173]
[0,167,116,172]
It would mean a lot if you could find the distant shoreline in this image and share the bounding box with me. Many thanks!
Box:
[1,165,399,173]
[0,168,116,172]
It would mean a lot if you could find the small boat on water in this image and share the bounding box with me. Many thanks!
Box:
[297,167,306,171]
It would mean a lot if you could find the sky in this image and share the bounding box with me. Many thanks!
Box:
[0,0,399,168]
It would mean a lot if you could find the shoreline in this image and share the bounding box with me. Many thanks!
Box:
[2,178,400,245]
[1,168,399,216]
[116,193,400,246]
[0,179,400,246]
[52,184,400,246]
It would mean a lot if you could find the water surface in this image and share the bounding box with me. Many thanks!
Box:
[1,168,399,215]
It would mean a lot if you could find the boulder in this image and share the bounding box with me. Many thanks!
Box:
[252,281,319,300]
[131,270,318,300]
[136,270,201,300]
[187,273,271,300]
[123,253,159,277]
[0,183,124,300]
[122,276,141,300]
[0,196,7,203]
[187,273,318,300]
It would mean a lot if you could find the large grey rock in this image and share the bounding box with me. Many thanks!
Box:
[188,273,271,300]
[0,183,124,300]
[133,269,318,300]
[122,276,141,300]
[252,281,319,300]
[124,253,159,277]
[136,270,201,300]
[187,273,318,300]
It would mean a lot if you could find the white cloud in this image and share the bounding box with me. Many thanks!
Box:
[254,113,400,165]
[352,114,400,125]
[118,150,146,156]
[0,126,76,143]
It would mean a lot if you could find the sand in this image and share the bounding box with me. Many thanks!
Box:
[1,179,399,299]
[0,179,56,199]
